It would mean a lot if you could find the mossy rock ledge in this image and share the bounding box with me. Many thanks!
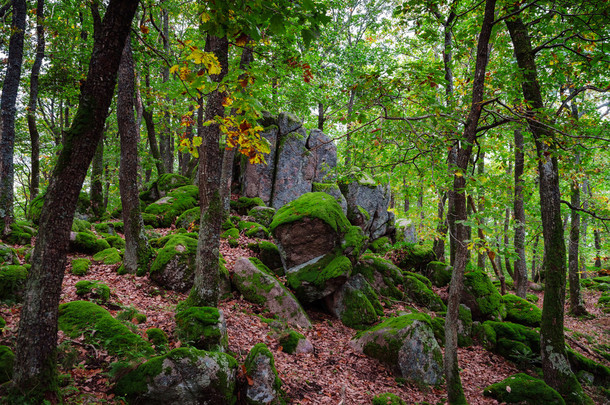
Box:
[324,273,381,330]
[461,270,506,321]
[483,373,565,404]
[403,274,446,312]
[0,265,28,302]
[232,257,311,329]
[351,313,443,386]
[352,254,404,301]
[502,294,542,327]
[114,347,238,405]
[244,343,285,405]
[175,307,228,352]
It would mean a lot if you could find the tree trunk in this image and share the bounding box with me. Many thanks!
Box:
[445,1,495,403]
[513,129,527,298]
[580,179,590,279]
[118,35,152,275]
[476,151,486,271]
[568,175,587,315]
[317,102,325,130]
[143,106,166,176]
[90,133,105,218]
[159,8,173,173]
[432,191,447,261]
[188,33,229,308]
[532,233,540,281]
[506,15,590,403]
[12,1,138,400]
[220,42,254,219]
[28,0,45,204]
[0,0,26,235]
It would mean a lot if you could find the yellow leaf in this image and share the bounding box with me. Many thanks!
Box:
[192,136,203,148]
[201,12,210,23]
[169,65,179,74]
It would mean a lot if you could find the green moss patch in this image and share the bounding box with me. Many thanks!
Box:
[370,237,391,254]
[483,373,565,404]
[480,321,540,366]
[146,328,168,349]
[4,221,36,245]
[231,196,265,214]
[244,343,283,404]
[58,301,152,358]
[176,207,201,230]
[389,243,435,272]
[144,189,198,228]
[92,247,123,265]
[70,231,111,254]
[502,294,542,327]
[286,253,352,303]
[372,392,406,405]
[403,275,446,312]
[116,307,147,324]
[247,206,276,228]
[175,306,226,351]
[353,254,404,301]
[238,221,270,238]
[0,244,18,265]
[75,280,111,303]
[426,261,452,287]
[279,330,306,354]
[149,234,197,276]
[463,270,506,321]
[270,192,351,235]
[0,345,15,384]
[71,258,91,276]
[0,265,28,302]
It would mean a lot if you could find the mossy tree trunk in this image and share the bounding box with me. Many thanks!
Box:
[159,8,174,174]
[143,65,166,177]
[505,14,591,404]
[118,34,152,275]
[513,129,527,298]
[27,0,45,204]
[445,1,495,403]
[220,41,254,219]
[476,151,486,271]
[189,33,229,307]
[90,132,105,218]
[0,0,26,236]
[12,1,138,400]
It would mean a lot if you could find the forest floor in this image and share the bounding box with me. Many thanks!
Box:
[1,229,609,404]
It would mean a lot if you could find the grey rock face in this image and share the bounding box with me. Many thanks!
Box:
[242,126,278,205]
[325,274,379,329]
[397,321,444,386]
[245,344,283,405]
[232,257,311,329]
[342,179,393,239]
[307,129,337,183]
[278,111,302,135]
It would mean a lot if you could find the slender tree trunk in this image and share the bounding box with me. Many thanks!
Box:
[317,102,325,130]
[0,0,26,235]
[118,35,152,275]
[28,0,45,203]
[532,233,539,281]
[513,129,527,298]
[503,208,514,279]
[569,175,587,315]
[445,1,495,403]
[220,42,254,219]
[477,151,486,270]
[12,1,138,400]
[159,8,173,173]
[433,191,447,261]
[90,133,105,218]
[188,33,229,307]
[580,179,590,279]
[447,147,458,267]
[506,15,590,403]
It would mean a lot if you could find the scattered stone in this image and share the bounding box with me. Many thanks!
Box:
[174,306,228,352]
[244,343,284,405]
[325,274,381,329]
[149,234,197,291]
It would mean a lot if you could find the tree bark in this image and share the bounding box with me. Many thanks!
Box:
[12,1,138,399]
[90,133,105,218]
[445,1,495,403]
[506,14,590,403]
[159,8,173,173]
[476,151,486,270]
[0,0,26,235]
[118,35,152,275]
[513,129,527,298]
[188,33,229,307]
[432,191,447,261]
[28,0,45,204]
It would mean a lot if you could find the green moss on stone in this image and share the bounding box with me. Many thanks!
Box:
[176,207,201,230]
[75,280,111,303]
[257,241,283,274]
[238,221,270,238]
[287,254,351,293]
[502,294,542,327]
[244,343,283,402]
[426,261,452,287]
[221,228,239,239]
[71,258,90,276]
[58,301,152,358]
[92,247,122,265]
[341,225,368,259]
[353,254,404,300]
[28,193,45,224]
[116,307,147,324]
[72,218,91,232]
[567,348,610,387]
[0,244,18,265]
[105,235,126,249]
[71,232,111,254]
[482,321,541,365]
[247,206,276,228]
[230,196,265,214]
[0,265,28,301]
[279,330,306,354]
[526,293,539,303]
[483,373,565,404]
[403,275,446,312]
[463,270,507,321]
[339,288,379,329]
[175,306,226,351]
[146,328,168,348]
[149,234,197,276]
[270,192,351,235]
[372,392,407,405]
[370,237,391,254]
[0,345,15,384]
[390,243,435,272]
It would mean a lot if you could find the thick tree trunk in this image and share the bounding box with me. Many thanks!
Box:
[28,0,45,203]
[220,42,254,219]
[118,35,152,275]
[506,15,590,404]
[445,1,495,403]
[532,233,540,281]
[513,129,527,298]
[188,33,229,307]
[90,133,105,218]
[12,1,138,400]
[0,0,26,235]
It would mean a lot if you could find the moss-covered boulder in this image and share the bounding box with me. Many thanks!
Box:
[105,235,126,250]
[71,258,91,276]
[285,252,352,304]
[278,330,313,355]
[351,313,443,385]
[0,345,15,384]
[244,343,284,405]
[270,192,354,270]
[369,236,392,254]
[75,280,111,303]
[325,274,381,330]
[5,221,37,245]
[483,373,565,404]
[140,173,191,203]
[231,196,265,215]
[403,274,446,312]
[0,265,28,302]
[114,347,238,404]
[0,244,18,265]
[340,177,393,240]
[599,291,610,313]
[311,182,347,214]
[461,270,506,321]
[249,241,283,275]
[425,261,452,287]
[478,321,540,367]
[389,243,435,273]
[247,206,276,228]
[58,301,152,358]
[150,234,197,291]
[372,393,406,405]
[433,305,473,347]
[175,307,228,352]
[221,227,240,247]
[238,221,270,239]
[72,218,92,232]
[352,254,404,301]
[69,231,111,254]
[502,294,542,327]
[144,186,198,228]
[232,257,311,329]
[176,207,201,231]
[92,247,123,265]
[567,348,610,388]
[146,328,169,350]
